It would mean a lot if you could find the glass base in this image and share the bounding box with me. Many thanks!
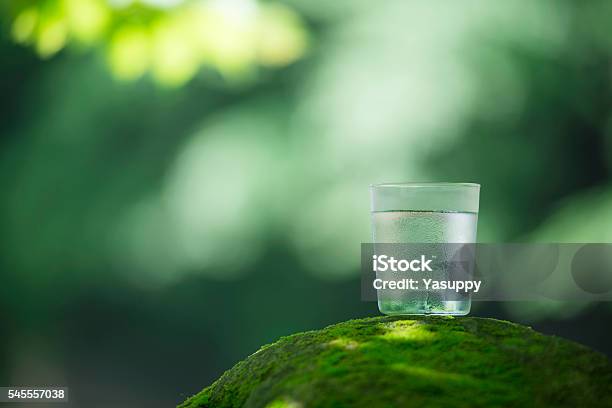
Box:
[378,300,471,316]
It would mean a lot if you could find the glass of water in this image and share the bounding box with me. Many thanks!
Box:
[370,182,480,315]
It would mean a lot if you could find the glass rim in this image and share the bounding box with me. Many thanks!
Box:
[370,182,480,189]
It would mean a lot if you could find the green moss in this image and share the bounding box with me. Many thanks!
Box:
[179,316,612,408]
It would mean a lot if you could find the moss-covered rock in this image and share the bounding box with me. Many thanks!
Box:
[179,316,612,408]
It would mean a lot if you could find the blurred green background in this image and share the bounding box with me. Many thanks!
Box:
[1,0,612,406]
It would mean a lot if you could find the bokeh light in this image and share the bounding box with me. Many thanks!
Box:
[8,0,309,85]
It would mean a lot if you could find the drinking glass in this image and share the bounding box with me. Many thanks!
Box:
[370,182,480,315]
